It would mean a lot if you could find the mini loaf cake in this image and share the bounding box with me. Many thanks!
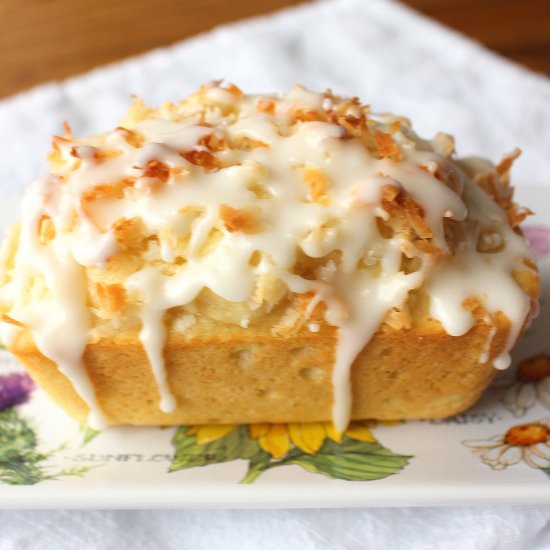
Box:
[0,82,540,431]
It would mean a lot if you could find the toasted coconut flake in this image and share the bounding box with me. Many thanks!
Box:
[380,184,432,240]
[48,136,74,168]
[513,268,541,304]
[339,114,366,137]
[380,184,401,206]
[375,131,400,158]
[115,127,144,148]
[63,121,73,139]
[199,132,228,153]
[122,96,153,126]
[474,163,531,229]
[291,109,323,124]
[508,206,534,228]
[181,149,221,171]
[51,135,72,150]
[219,204,259,234]
[475,169,513,210]
[46,148,64,168]
[431,132,455,158]
[70,145,95,160]
[389,120,402,133]
[496,148,521,178]
[114,217,146,249]
[415,240,444,260]
[37,215,55,245]
[257,98,275,114]
[70,145,120,163]
[419,161,447,182]
[142,160,171,183]
[81,181,130,203]
[462,297,488,320]
[225,83,243,98]
[1,313,25,327]
[303,165,331,206]
[271,292,319,336]
[253,274,288,309]
[232,136,269,151]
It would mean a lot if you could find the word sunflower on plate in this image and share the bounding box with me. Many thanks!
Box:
[463,418,550,477]
[169,420,411,483]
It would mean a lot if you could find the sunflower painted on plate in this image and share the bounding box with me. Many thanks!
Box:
[189,420,379,457]
[463,418,550,477]
[170,420,410,483]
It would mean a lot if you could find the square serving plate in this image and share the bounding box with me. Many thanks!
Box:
[0,186,549,509]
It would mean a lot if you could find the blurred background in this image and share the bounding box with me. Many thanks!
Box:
[0,0,548,99]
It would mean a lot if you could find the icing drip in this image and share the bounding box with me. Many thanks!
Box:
[125,268,176,413]
[478,319,497,365]
[0,83,537,429]
[7,177,107,428]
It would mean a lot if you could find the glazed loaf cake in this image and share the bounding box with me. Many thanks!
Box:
[0,82,539,430]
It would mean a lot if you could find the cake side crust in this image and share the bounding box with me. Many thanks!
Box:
[9,315,507,426]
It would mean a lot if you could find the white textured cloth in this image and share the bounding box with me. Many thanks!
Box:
[1,0,550,548]
[1,507,550,550]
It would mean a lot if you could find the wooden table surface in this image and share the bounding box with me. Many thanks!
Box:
[0,0,548,99]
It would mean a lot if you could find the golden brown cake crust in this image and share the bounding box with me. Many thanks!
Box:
[11,313,508,426]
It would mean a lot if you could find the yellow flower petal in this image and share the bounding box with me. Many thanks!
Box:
[324,422,343,443]
[258,424,290,458]
[249,423,270,439]
[325,423,343,443]
[288,423,327,455]
[345,422,377,442]
[192,424,237,445]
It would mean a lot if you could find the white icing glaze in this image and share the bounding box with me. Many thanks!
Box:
[4,177,107,429]
[478,317,497,364]
[0,83,537,430]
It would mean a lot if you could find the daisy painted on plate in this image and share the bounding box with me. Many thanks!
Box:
[502,355,550,417]
[463,418,550,476]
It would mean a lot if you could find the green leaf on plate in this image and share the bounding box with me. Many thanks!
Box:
[283,436,411,481]
[540,467,550,479]
[81,425,100,446]
[239,450,273,484]
[169,423,411,482]
[169,425,261,472]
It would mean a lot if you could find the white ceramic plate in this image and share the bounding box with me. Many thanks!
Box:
[1,186,550,509]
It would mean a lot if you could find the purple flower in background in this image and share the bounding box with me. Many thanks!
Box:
[523,226,550,256]
[0,373,35,410]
